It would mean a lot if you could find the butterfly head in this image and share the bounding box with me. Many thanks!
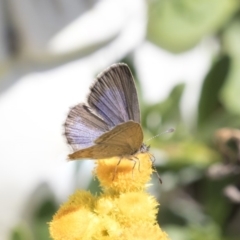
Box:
[140,143,150,153]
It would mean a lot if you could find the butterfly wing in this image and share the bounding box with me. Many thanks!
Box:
[68,121,143,159]
[64,104,109,151]
[87,63,140,128]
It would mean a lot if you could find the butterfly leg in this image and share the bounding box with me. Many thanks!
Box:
[149,153,162,184]
[149,153,155,163]
[112,157,123,180]
[128,157,140,178]
[132,156,141,172]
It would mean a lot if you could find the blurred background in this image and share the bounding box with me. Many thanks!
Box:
[1,0,240,239]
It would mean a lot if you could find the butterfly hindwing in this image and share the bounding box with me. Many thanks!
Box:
[95,121,142,150]
[68,121,143,159]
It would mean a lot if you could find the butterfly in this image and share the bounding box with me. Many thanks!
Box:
[64,63,148,160]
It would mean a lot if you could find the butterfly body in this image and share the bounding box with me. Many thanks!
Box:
[65,63,147,160]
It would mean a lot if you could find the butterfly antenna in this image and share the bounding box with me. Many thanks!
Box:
[146,128,175,143]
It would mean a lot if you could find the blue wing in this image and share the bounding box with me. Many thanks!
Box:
[64,104,109,151]
[87,63,140,128]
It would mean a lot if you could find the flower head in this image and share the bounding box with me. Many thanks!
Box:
[49,152,170,240]
[95,153,153,193]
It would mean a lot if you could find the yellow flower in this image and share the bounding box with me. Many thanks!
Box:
[115,192,159,225]
[121,222,170,240]
[49,152,170,240]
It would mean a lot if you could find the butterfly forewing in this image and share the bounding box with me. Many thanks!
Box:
[88,63,140,128]
[68,121,143,159]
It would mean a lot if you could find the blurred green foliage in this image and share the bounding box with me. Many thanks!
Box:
[10,1,240,239]
[147,0,239,52]
[144,1,240,238]
[198,55,230,127]
[10,188,57,240]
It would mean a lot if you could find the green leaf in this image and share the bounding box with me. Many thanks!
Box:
[221,20,240,115]
[220,58,240,115]
[33,219,52,240]
[164,223,226,240]
[10,224,32,240]
[223,19,240,58]
[88,177,101,195]
[147,0,239,53]
[32,197,57,240]
[198,55,230,126]
[204,179,233,227]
